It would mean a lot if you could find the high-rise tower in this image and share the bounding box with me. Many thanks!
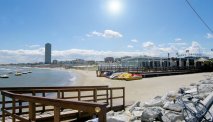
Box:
[45,43,51,64]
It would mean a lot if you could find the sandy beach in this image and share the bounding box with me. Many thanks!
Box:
[68,69,212,105]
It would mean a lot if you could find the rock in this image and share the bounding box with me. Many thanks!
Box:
[125,101,140,113]
[162,111,184,122]
[201,80,213,84]
[190,83,197,86]
[163,102,182,112]
[144,96,164,107]
[107,110,115,116]
[134,107,144,111]
[132,110,143,118]
[179,87,190,91]
[185,88,197,94]
[131,120,141,122]
[193,92,210,100]
[161,91,178,102]
[198,84,213,93]
[107,114,130,122]
[141,107,162,122]
[86,118,98,122]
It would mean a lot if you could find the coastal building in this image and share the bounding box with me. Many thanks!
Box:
[86,60,96,65]
[104,57,114,63]
[45,43,51,64]
[52,60,58,64]
[121,55,209,68]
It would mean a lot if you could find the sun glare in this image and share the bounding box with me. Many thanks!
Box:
[108,0,122,14]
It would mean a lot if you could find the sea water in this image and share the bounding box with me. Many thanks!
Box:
[0,66,75,87]
[0,66,76,115]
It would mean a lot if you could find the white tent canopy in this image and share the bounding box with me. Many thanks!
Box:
[196,57,208,62]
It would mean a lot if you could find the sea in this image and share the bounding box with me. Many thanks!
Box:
[0,66,76,115]
[0,66,75,87]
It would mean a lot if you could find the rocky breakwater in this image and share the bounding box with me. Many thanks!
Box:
[107,78,213,122]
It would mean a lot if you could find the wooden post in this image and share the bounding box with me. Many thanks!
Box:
[42,92,45,113]
[32,90,35,96]
[57,90,60,98]
[106,89,109,105]
[54,106,60,122]
[110,89,113,110]
[93,89,97,102]
[78,89,81,101]
[18,100,22,115]
[2,95,5,122]
[98,107,107,122]
[12,98,16,122]
[123,88,125,110]
[29,102,36,121]
[62,91,64,99]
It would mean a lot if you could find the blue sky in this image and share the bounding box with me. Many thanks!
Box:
[0,0,213,63]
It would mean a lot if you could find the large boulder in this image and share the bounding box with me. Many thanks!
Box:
[107,110,131,122]
[201,80,213,84]
[161,111,184,122]
[141,107,162,122]
[144,96,164,107]
[107,111,131,122]
[132,110,143,119]
[198,84,213,93]
[86,118,98,122]
[161,91,178,103]
[107,115,130,122]
[163,102,182,112]
[125,101,141,113]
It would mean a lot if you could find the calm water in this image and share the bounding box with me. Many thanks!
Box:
[0,66,76,114]
[0,66,75,87]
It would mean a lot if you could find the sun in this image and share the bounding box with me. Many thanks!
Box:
[108,0,122,14]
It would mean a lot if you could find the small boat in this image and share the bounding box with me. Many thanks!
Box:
[0,74,9,78]
[15,72,22,76]
[22,72,28,74]
[28,71,32,73]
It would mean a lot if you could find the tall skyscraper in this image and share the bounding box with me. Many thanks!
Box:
[45,43,51,64]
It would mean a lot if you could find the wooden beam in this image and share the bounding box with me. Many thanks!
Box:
[29,102,36,121]
[12,98,16,122]
[54,106,60,122]
[2,95,5,122]
[93,89,97,102]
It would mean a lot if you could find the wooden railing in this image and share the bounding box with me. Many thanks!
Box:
[0,86,125,122]
[96,66,201,77]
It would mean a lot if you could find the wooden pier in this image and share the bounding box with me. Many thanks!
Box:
[0,86,125,122]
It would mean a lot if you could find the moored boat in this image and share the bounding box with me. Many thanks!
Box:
[15,72,22,76]
[0,74,9,78]
[22,72,28,74]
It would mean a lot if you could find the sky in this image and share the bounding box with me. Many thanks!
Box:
[0,0,213,63]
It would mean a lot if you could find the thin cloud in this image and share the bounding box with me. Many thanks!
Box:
[131,39,138,43]
[185,41,201,53]
[206,33,213,39]
[174,38,182,42]
[168,42,187,46]
[87,30,122,38]
[142,41,155,48]
[26,44,41,48]
[127,45,134,48]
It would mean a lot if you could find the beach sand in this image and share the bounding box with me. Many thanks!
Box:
[69,69,212,105]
